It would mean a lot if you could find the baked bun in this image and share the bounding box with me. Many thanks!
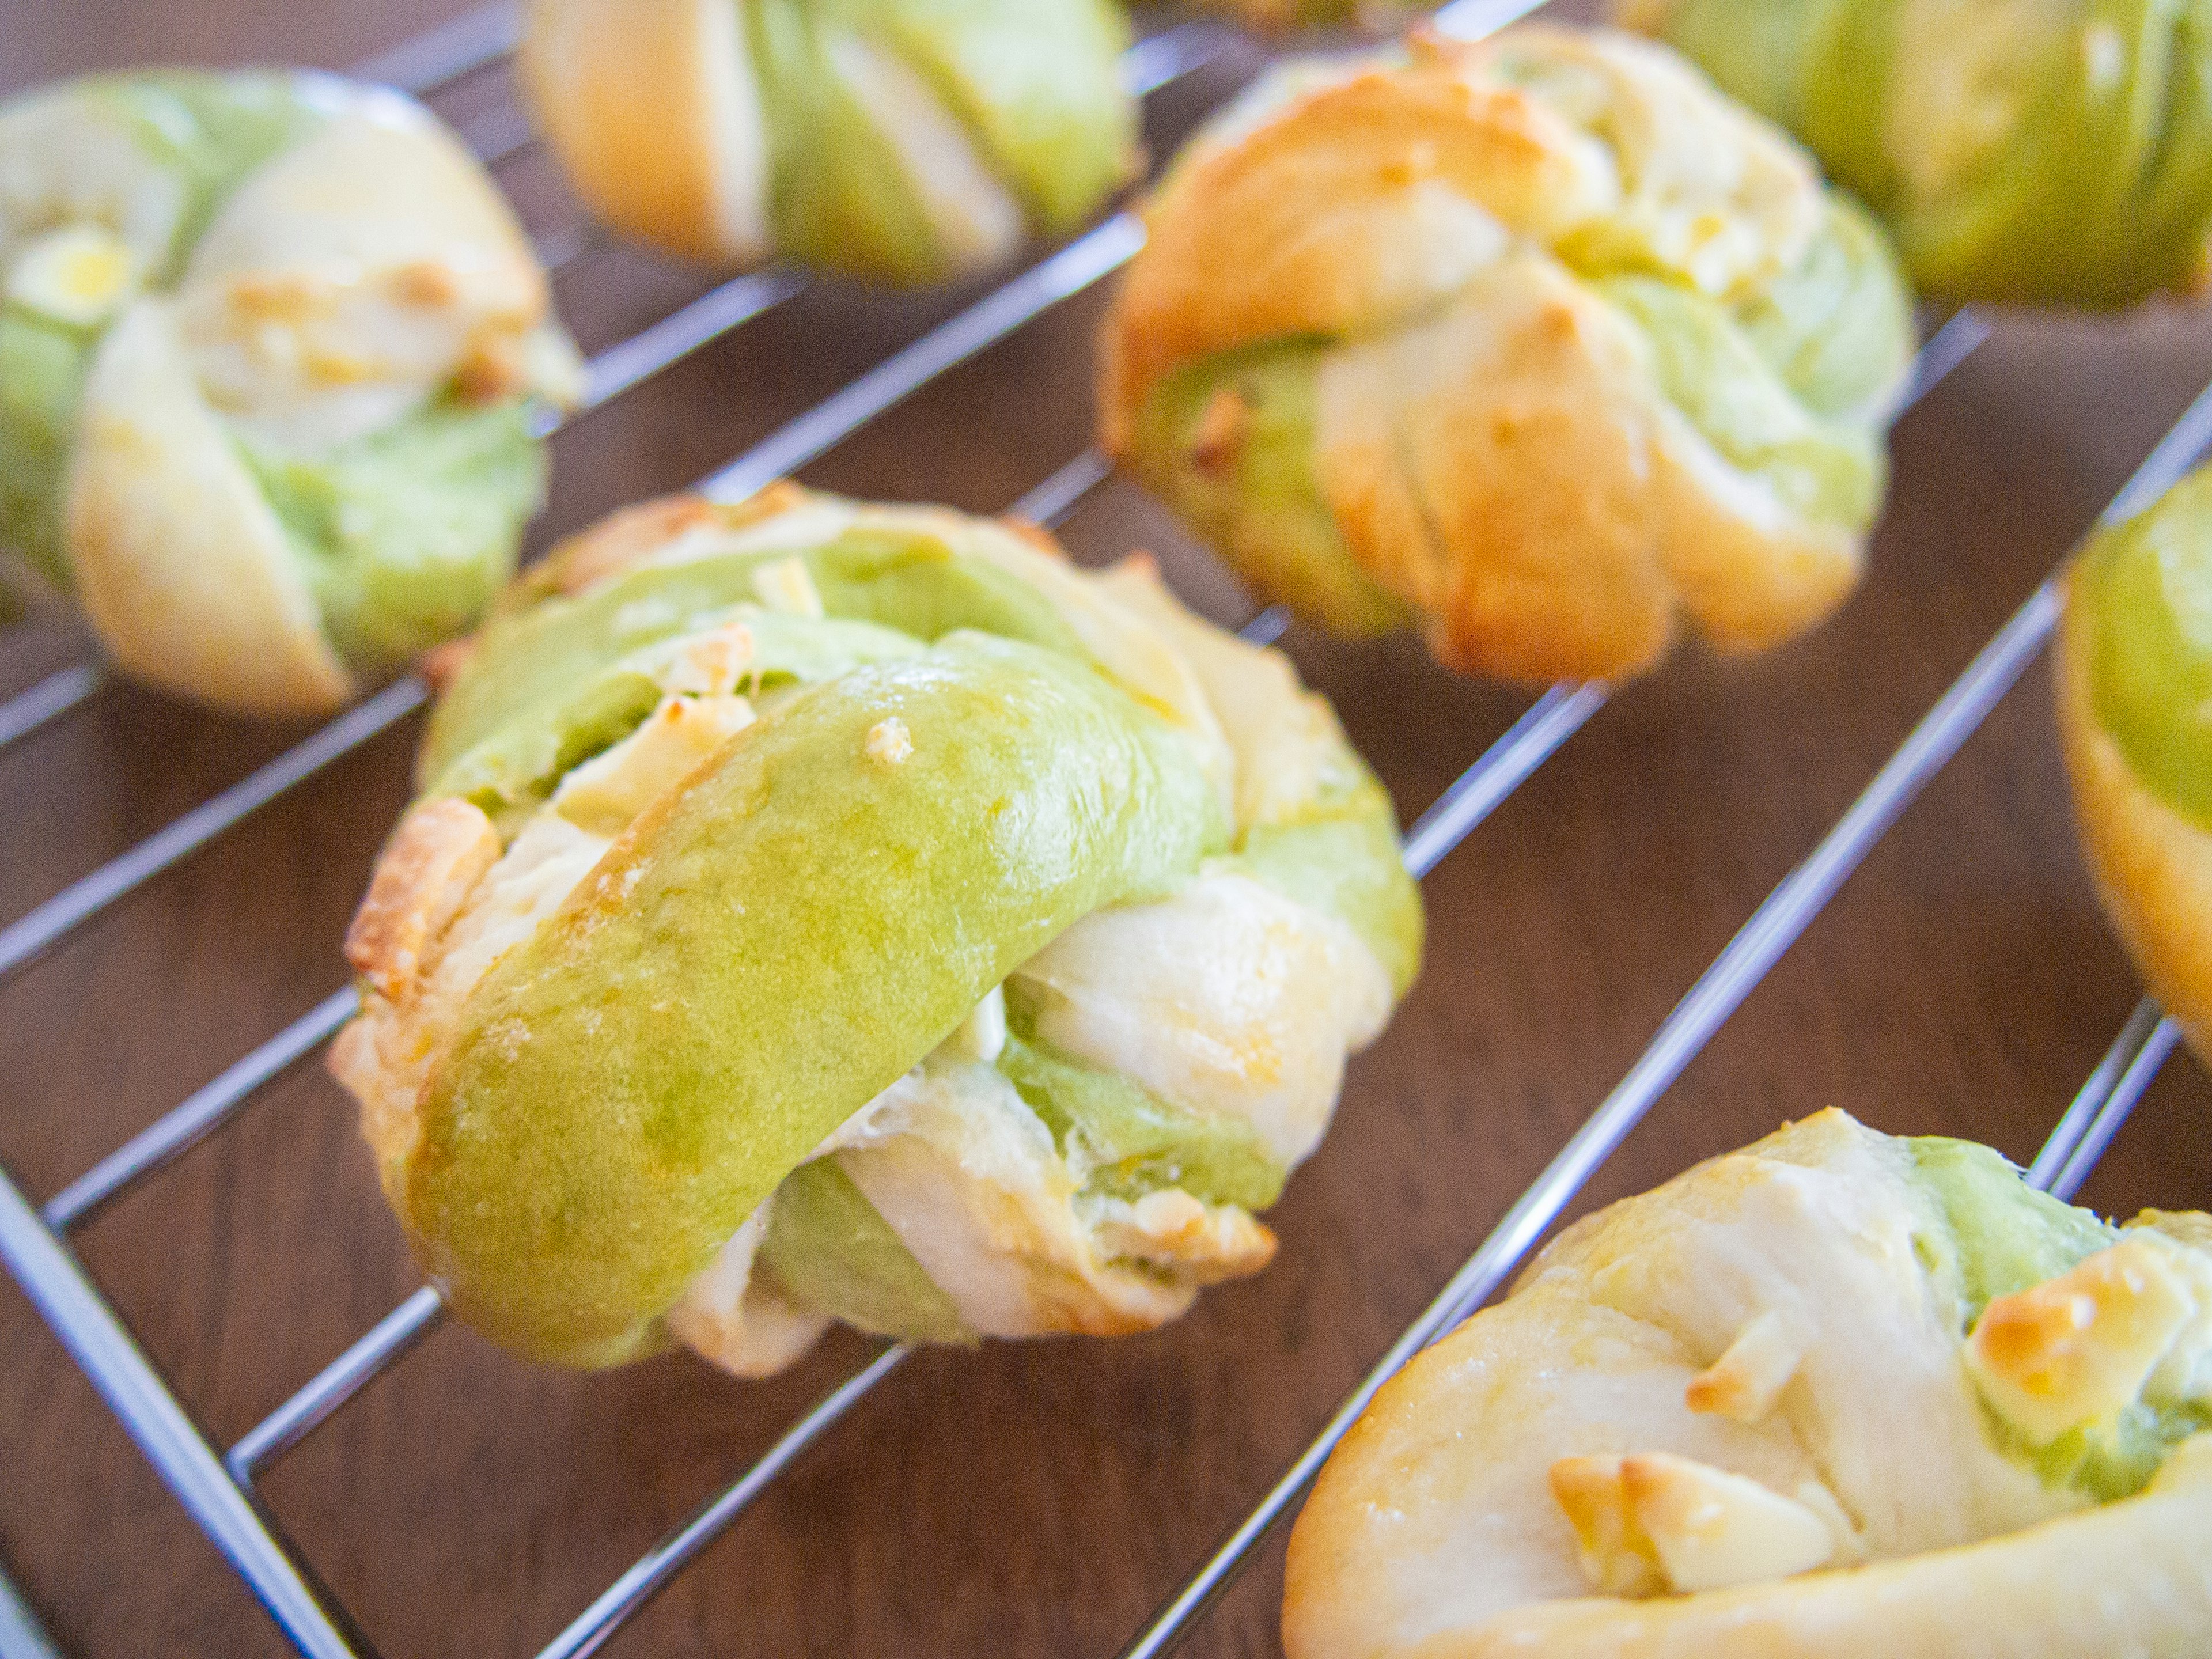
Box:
[0,71,579,717]
[1100,25,1914,685]
[2056,465,2212,1063]
[1285,1108,2212,1659]
[329,484,1422,1373]
[517,0,1139,285]
[1623,0,2212,306]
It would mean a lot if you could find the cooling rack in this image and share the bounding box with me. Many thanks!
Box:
[0,4,2203,1657]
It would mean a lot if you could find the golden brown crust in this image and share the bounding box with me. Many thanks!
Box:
[1389,1478,2212,1657]
[1313,259,1680,681]
[342,796,501,1002]
[1101,42,1588,454]
[2055,566,2212,1064]
[518,0,771,267]
[1099,26,1873,685]
[1283,1110,2212,1659]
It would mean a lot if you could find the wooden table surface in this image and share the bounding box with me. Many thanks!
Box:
[3,4,2210,1657]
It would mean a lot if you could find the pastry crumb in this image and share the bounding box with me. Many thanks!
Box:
[865,717,913,766]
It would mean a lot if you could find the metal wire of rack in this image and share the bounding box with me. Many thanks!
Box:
[0,3,2202,1657]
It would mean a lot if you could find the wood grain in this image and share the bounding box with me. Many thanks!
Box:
[2,6,2208,1657]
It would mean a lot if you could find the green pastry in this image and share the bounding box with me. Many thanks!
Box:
[0,70,579,716]
[1285,1108,2212,1658]
[2058,463,2212,1067]
[1100,26,1915,687]
[329,484,1423,1372]
[1624,0,2212,306]
[518,0,1139,285]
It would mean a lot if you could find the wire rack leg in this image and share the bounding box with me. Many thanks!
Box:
[1402,684,1610,877]
[2027,996,2166,1190]
[701,215,1149,504]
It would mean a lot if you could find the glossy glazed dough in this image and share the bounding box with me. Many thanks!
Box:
[518,0,1138,284]
[1101,26,1914,685]
[1625,0,2212,305]
[329,485,1422,1372]
[0,72,577,715]
[1284,1110,2212,1659]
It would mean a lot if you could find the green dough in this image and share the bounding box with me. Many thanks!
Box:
[863,0,1133,236]
[1121,55,1914,647]
[402,634,1229,1365]
[1230,797,1423,1002]
[244,399,547,684]
[2075,464,2212,831]
[0,71,328,590]
[0,304,95,589]
[92,72,331,274]
[1127,339,1411,639]
[743,0,1132,283]
[1724,196,1917,423]
[996,1028,1286,1211]
[759,1157,974,1344]
[1597,273,1888,532]
[1907,1137,2117,1323]
[428,609,925,836]
[420,527,1080,786]
[1908,1135,2212,1501]
[1643,0,2212,305]
[0,70,558,685]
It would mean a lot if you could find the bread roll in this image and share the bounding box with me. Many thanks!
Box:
[1101,26,1914,685]
[329,483,1423,1372]
[2056,464,2212,1065]
[1286,1109,2212,1658]
[0,71,578,715]
[518,0,1139,285]
[1624,0,2212,305]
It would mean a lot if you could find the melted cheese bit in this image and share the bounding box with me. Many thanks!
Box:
[554,692,754,836]
[1965,1237,2199,1446]
[864,717,913,767]
[1551,1452,1838,1597]
[1685,1309,1806,1422]
[7,224,142,326]
[751,555,824,617]
[342,797,501,1001]
[661,620,756,697]
[1085,1189,1277,1282]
